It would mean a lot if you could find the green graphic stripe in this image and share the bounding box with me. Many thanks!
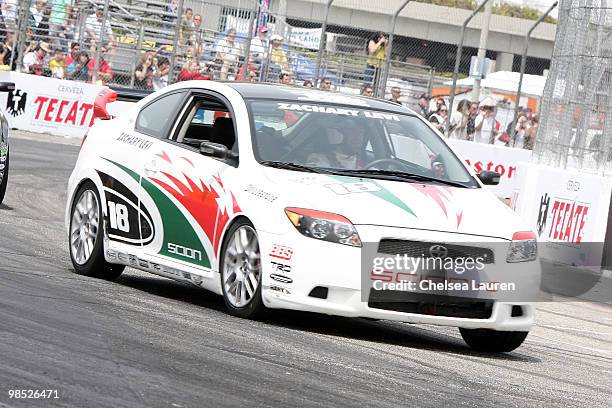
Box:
[104,159,211,268]
[330,175,416,217]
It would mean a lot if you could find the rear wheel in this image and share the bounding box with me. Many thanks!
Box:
[459,328,528,352]
[0,149,8,205]
[220,220,265,318]
[69,181,124,279]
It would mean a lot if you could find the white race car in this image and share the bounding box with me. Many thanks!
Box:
[66,82,539,352]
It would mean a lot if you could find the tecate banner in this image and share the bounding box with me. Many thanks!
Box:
[0,72,131,139]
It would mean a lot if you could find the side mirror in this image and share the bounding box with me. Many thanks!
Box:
[0,82,15,93]
[200,141,237,161]
[477,170,501,185]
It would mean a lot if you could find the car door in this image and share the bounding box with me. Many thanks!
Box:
[137,89,241,276]
[96,90,188,261]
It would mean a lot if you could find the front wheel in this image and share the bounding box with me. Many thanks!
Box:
[220,220,265,318]
[69,181,124,280]
[459,328,528,352]
[0,149,8,205]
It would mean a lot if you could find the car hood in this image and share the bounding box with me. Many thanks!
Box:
[262,168,523,240]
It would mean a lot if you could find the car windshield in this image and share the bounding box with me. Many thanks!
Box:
[248,100,478,187]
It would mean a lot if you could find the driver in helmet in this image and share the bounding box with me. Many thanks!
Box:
[306,124,366,170]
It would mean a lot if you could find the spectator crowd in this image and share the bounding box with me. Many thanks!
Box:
[0,1,536,149]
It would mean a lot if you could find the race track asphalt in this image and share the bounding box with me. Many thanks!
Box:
[0,134,610,408]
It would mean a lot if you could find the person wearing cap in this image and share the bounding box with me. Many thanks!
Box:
[85,4,114,49]
[22,41,50,75]
[250,26,269,65]
[474,97,500,144]
[269,34,289,76]
[215,28,242,80]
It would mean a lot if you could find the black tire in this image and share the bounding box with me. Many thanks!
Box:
[69,181,124,280]
[459,328,529,352]
[0,149,8,206]
[220,219,266,318]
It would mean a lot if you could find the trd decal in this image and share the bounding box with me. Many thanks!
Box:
[97,171,155,245]
[270,261,291,274]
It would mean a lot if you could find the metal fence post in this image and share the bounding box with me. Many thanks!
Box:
[446,0,492,130]
[130,22,145,88]
[377,0,411,98]
[510,1,558,147]
[242,0,260,75]
[314,0,334,85]
[14,2,33,72]
[168,0,184,84]
[92,0,111,84]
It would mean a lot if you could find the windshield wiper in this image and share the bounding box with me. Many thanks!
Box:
[259,160,331,174]
[332,169,472,188]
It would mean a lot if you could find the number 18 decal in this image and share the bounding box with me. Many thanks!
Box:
[108,201,130,232]
[326,181,380,195]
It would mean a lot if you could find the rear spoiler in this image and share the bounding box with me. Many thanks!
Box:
[93,86,153,122]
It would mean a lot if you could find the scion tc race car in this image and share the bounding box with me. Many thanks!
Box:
[0,82,15,205]
[66,82,539,352]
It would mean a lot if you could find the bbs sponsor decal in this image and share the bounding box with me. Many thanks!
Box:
[269,244,294,261]
[97,171,155,245]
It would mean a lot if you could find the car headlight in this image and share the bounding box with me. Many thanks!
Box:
[506,231,537,263]
[284,207,362,247]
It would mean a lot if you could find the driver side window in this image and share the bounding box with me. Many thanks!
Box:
[173,94,238,161]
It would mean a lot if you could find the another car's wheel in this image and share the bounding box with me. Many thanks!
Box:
[459,328,528,352]
[0,149,8,205]
[69,181,124,280]
[220,219,265,318]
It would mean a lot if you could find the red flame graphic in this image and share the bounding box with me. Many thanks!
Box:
[413,185,463,228]
[150,170,241,252]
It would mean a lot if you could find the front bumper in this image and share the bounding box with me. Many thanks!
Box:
[259,225,539,331]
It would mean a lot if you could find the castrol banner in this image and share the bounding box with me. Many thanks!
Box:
[0,72,132,138]
[447,139,533,198]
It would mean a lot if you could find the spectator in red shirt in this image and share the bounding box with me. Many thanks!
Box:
[87,45,113,84]
[178,60,211,81]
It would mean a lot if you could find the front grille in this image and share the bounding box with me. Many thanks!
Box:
[368,290,493,319]
[378,239,495,264]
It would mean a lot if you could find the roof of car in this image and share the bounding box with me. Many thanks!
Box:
[225,82,415,114]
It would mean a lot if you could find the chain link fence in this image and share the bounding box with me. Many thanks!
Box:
[533,0,612,176]
[0,0,570,151]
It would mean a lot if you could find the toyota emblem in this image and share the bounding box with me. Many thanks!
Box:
[429,244,448,258]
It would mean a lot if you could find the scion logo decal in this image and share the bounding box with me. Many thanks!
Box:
[168,243,203,261]
[6,89,27,117]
